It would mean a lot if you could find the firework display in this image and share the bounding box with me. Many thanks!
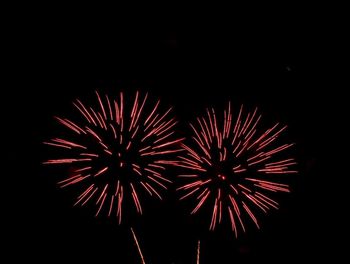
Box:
[177,103,297,237]
[43,90,183,223]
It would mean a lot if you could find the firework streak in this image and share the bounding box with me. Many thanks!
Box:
[44,91,183,223]
[177,103,297,237]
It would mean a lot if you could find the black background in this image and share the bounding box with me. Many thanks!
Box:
[5,4,343,263]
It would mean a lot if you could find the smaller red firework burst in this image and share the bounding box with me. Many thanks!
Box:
[177,103,297,237]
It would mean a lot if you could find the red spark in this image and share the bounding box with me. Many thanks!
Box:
[177,102,297,237]
[44,90,183,223]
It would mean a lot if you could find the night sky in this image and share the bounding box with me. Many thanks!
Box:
[5,5,341,263]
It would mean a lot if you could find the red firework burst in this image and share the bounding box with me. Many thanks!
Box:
[43,90,183,223]
[177,103,297,237]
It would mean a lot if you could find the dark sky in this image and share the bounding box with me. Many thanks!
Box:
[5,5,342,264]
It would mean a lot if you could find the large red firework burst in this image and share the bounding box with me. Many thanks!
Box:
[177,103,297,237]
[43,90,183,223]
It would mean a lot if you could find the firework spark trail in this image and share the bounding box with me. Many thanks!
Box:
[131,227,147,264]
[177,103,297,237]
[196,240,200,264]
[44,90,183,222]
